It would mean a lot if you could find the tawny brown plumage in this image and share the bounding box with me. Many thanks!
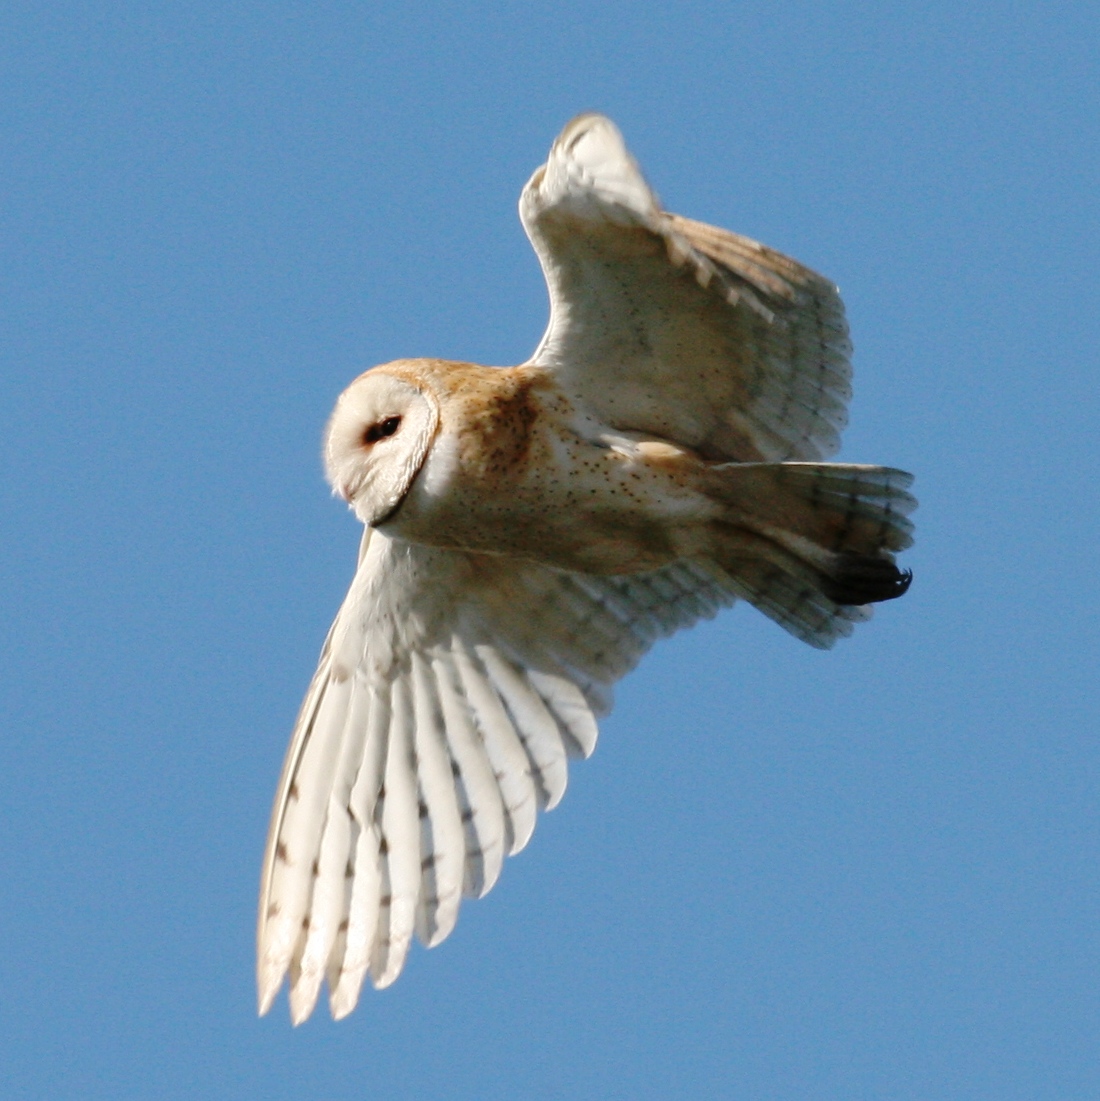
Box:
[257,114,916,1023]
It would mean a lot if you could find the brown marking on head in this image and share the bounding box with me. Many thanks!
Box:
[373,358,551,480]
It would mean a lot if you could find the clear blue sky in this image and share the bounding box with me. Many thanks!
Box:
[2,3,1097,1098]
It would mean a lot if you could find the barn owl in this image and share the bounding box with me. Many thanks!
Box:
[258,114,916,1023]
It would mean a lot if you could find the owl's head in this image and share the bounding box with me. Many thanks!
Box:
[324,366,440,526]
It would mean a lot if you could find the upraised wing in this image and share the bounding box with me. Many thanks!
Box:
[258,530,737,1022]
[520,114,853,463]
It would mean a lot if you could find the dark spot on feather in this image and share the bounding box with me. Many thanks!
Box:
[275,841,289,864]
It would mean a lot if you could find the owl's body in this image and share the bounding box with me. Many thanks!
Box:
[258,115,917,1023]
[363,359,711,574]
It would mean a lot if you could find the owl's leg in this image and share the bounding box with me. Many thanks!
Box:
[701,462,916,647]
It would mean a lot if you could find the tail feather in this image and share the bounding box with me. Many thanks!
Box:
[704,462,916,648]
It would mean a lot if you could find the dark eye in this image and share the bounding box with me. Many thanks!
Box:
[362,416,402,446]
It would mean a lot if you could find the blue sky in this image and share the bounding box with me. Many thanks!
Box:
[2,3,1097,1098]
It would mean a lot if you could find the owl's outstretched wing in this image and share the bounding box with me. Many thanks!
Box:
[258,530,736,1023]
[520,114,852,463]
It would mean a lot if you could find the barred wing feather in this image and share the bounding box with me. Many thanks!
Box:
[521,113,852,463]
[257,532,736,1022]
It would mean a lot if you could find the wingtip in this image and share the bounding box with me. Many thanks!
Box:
[257,948,291,1018]
[523,112,657,226]
[288,968,324,1026]
[553,112,621,152]
[329,967,367,1020]
[371,946,410,990]
[549,113,632,180]
[420,897,461,949]
[257,975,280,1018]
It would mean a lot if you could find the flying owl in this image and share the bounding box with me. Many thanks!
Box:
[257,114,916,1023]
